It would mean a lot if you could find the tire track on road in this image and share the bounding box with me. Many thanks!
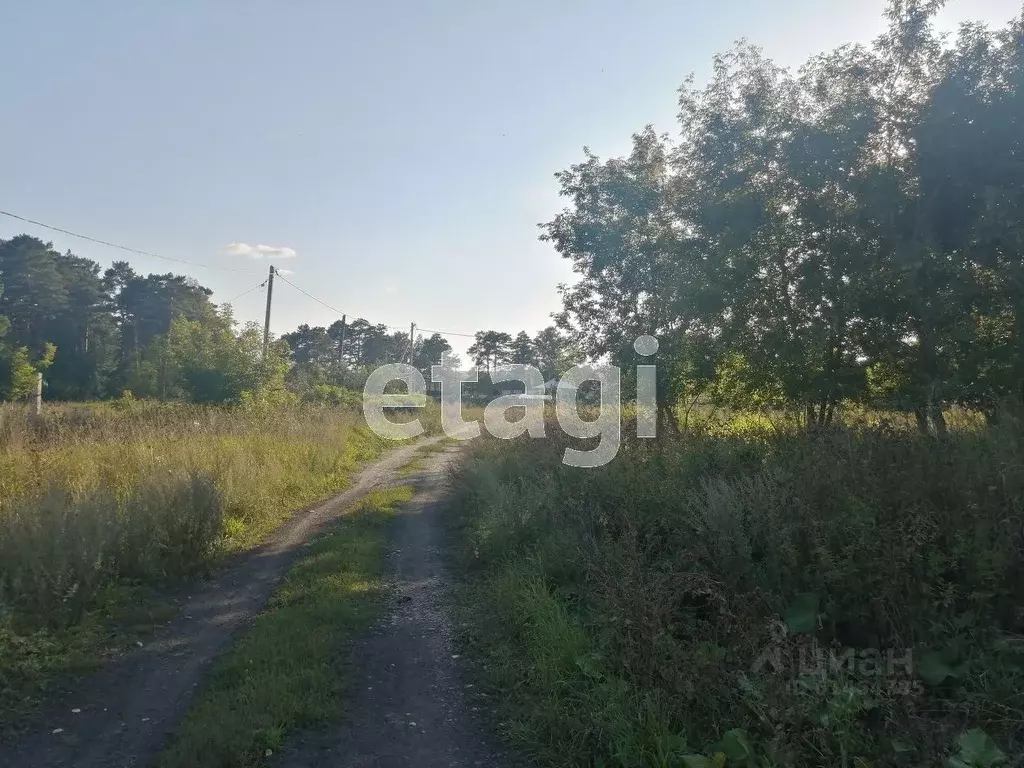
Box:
[273,444,513,768]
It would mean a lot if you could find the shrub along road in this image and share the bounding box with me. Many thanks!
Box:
[0,434,465,768]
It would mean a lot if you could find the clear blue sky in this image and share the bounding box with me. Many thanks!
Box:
[2,0,1020,361]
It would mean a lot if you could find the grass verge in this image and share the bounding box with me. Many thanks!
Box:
[158,485,415,768]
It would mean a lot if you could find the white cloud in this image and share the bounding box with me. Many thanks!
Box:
[385,285,399,294]
[275,268,294,276]
[224,242,298,260]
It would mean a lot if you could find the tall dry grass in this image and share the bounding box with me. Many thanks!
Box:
[0,398,438,724]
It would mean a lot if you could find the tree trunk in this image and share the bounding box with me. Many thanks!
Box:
[913,404,947,437]
[825,400,836,426]
[132,323,139,373]
[929,402,947,438]
[914,407,929,435]
[817,399,829,427]
[657,402,679,438]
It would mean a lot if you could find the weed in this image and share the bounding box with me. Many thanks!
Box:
[445,414,1024,767]
[399,456,428,476]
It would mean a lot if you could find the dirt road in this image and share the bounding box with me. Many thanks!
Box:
[273,444,510,768]
[0,436,457,768]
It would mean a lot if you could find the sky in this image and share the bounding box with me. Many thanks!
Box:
[2,0,1022,362]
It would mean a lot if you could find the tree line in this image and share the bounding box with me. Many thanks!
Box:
[466,328,578,381]
[0,235,411,403]
[545,1,1024,431]
[284,323,577,399]
[0,234,279,403]
[282,321,452,395]
[0,234,577,404]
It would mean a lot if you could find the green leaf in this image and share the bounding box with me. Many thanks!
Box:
[714,728,755,763]
[573,652,604,680]
[681,757,715,768]
[784,594,819,634]
[953,612,976,629]
[918,650,967,686]
[654,731,689,755]
[954,729,1006,767]
[891,738,916,753]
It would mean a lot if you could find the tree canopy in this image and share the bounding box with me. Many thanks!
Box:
[0,235,288,404]
[543,0,1024,428]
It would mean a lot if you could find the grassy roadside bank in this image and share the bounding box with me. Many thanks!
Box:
[0,401,438,729]
[158,485,415,768]
[443,417,1024,767]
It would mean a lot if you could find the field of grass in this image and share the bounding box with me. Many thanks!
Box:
[158,485,415,768]
[0,399,441,727]
[444,410,1024,767]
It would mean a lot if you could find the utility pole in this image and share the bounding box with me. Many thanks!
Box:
[337,314,347,365]
[262,265,275,361]
[408,322,416,364]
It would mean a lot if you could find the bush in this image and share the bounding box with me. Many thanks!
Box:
[445,414,1024,767]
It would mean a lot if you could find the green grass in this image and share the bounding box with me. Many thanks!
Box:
[444,413,1024,767]
[158,485,415,768]
[398,456,428,476]
[398,435,460,476]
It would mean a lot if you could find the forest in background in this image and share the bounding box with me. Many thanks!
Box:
[0,233,285,404]
[0,234,580,406]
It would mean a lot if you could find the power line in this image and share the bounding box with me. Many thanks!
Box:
[0,209,260,274]
[273,271,408,331]
[273,272,485,338]
[1,208,494,338]
[223,279,268,305]
[418,327,477,338]
[272,270,346,314]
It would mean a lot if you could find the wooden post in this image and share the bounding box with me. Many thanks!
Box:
[32,372,42,417]
[408,322,416,364]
